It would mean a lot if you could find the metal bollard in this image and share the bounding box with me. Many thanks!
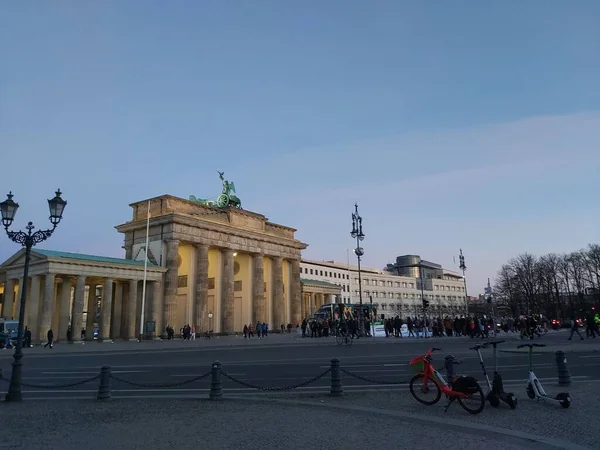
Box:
[96,366,112,400]
[555,350,571,386]
[330,358,343,397]
[209,360,223,400]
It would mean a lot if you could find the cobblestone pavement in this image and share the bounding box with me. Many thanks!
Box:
[2,398,561,450]
[259,381,600,449]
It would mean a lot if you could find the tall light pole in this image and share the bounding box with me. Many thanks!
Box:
[350,203,365,337]
[0,190,67,402]
[459,249,469,316]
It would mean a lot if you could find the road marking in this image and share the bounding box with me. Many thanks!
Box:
[319,364,386,369]
[383,363,407,367]
[580,355,600,359]
[41,370,147,375]
[4,377,597,396]
[170,373,246,377]
[498,363,553,369]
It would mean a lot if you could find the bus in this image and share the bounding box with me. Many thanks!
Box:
[313,303,377,322]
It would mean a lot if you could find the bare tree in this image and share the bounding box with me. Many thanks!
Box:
[494,264,519,317]
[511,253,541,315]
[568,251,588,311]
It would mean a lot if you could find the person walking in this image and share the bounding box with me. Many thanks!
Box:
[44,328,54,348]
[568,317,584,340]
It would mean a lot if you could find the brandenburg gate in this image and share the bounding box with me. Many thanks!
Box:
[117,192,307,335]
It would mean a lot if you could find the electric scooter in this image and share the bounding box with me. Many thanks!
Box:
[470,340,517,409]
[517,343,571,409]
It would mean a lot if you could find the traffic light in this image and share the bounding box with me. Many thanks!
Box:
[422,298,430,309]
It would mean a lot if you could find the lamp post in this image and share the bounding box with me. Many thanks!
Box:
[459,249,469,316]
[208,311,213,332]
[0,190,67,402]
[350,203,365,337]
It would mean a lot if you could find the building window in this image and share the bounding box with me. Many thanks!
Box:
[310,269,313,275]
[234,281,243,292]
[178,275,188,288]
[207,278,215,290]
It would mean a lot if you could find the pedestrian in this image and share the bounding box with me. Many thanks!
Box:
[44,328,54,348]
[567,317,584,341]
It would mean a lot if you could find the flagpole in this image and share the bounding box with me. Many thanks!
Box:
[347,249,352,304]
[139,200,150,342]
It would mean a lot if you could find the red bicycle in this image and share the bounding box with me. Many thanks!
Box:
[408,348,485,414]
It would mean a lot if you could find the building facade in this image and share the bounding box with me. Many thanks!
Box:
[0,193,308,342]
[300,255,467,318]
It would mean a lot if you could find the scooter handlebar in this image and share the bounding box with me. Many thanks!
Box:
[517,343,546,349]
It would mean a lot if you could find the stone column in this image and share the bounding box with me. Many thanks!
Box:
[3,278,15,319]
[152,280,163,338]
[221,249,235,333]
[39,274,56,342]
[252,253,265,323]
[272,257,284,329]
[58,277,72,341]
[71,276,86,342]
[163,239,180,327]
[27,276,42,342]
[111,281,123,339]
[100,278,113,341]
[86,284,97,339]
[290,259,301,325]
[309,293,314,315]
[195,244,209,331]
[127,279,138,340]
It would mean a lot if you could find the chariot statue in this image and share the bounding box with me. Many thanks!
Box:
[189,171,242,209]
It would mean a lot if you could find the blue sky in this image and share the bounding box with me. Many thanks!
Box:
[1,1,599,294]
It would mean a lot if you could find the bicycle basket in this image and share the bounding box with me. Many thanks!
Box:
[409,356,426,373]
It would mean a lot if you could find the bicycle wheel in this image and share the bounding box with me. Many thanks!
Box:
[457,382,486,414]
[345,335,353,347]
[336,333,344,346]
[409,374,441,405]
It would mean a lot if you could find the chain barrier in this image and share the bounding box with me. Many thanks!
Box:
[110,372,211,388]
[0,372,100,389]
[340,368,409,385]
[220,369,331,392]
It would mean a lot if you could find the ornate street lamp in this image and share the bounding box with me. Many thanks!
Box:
[350,203,366,337]
[208,311,214,332]
[0,190,66,402]
[459,249,469,316]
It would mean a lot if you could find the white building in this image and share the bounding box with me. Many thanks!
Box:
[300,255,467,318]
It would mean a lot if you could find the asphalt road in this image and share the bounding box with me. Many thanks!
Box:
[1,331,599,399]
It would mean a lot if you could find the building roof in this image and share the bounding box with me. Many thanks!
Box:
[300,278,341,289]
[301,258,382,274]
[33,249,158,267]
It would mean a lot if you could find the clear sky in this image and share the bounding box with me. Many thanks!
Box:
[1,1,599,294]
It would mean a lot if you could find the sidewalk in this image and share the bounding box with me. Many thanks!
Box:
[0,333,306,357]
[258,380,599,449]
[1,395,586,450]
